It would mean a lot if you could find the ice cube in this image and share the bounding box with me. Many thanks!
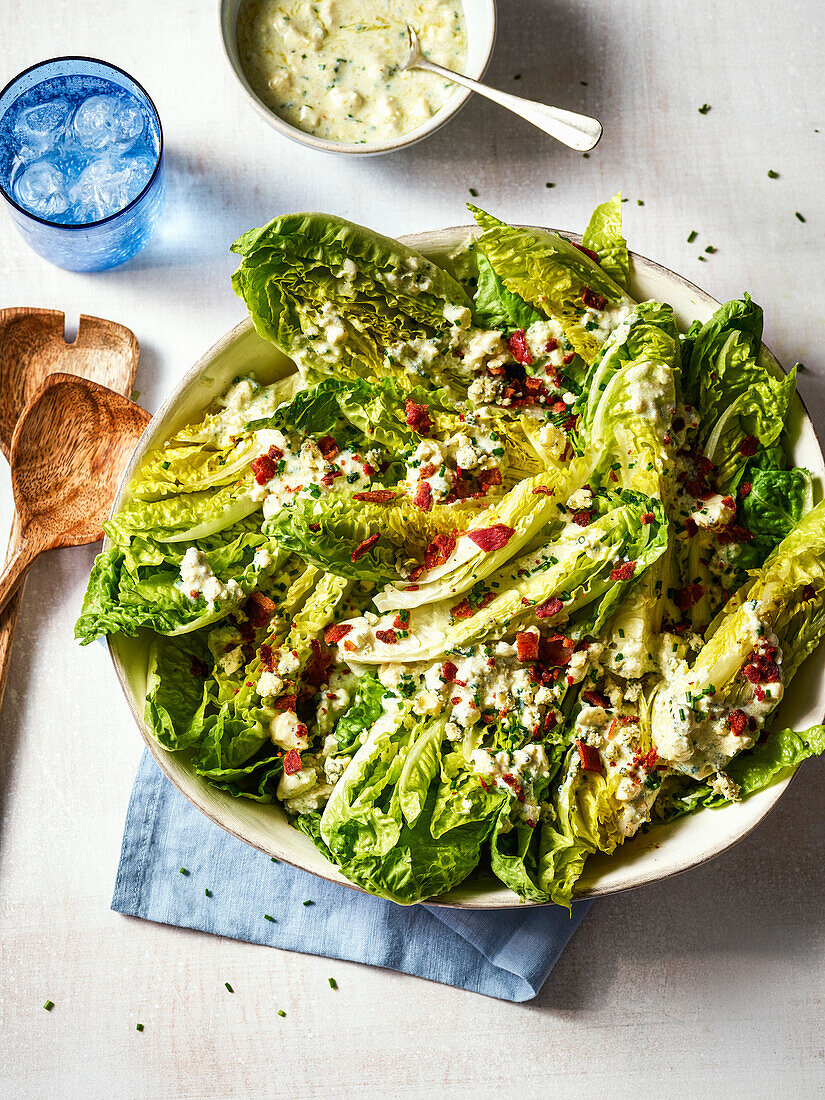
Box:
[70,153,155,222]
[13,158,71,219]
[13,98,72,162]
[71,93,145,153]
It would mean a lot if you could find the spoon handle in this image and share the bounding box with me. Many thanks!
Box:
[412,58,602,152]
[0,517,24,713]
[0,534,39,616]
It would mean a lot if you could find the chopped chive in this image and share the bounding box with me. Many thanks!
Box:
[179,867,188,875]
[545,181,555,188]
[270,857,279,863]
[264,914,276,922]
[328,977,338,989]
[580,80,588,86]
[698,103,710,114]
[621,196,628,202]
[204,888,211,897]
[582,152,590,158]
[704,244,716,254]
[697,255,707,261]
[468,187,478,197]
[513,74,522,80]
[767,169,779,178]
[637,199,644,206]
[687,230,697,243]
[225,982,234,993]
[303,899,314,907]
[795,211,806,222]
[278,1009,286,1017]
[43,1000,54,1011]
[136,1023,144,1032]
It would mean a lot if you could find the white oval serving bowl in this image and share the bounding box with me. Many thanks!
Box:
[219,0,497,156]
[109,225,825,908]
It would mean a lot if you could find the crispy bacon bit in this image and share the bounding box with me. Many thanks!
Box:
[375,629,398,645]
[467,524,515,552]
[721,494,736,510]
[245,592,277,629]
[507,329,533,365]
[641,512,655,525]
[582,286,607,311]
[268,694,295,714]
[308,522,321,532]
[502,773,526,802]
[393,609,410,630]
[516,632,540,662]
[283,749,302,775]
[582,690,610,709]
[576,739,603,773]
[451,599,474,620]
[742,646,780,684]
[543,711,558,733]
[573,242,600,263]
[190,657,209,679]
[477,468,503,492]
[801,584,816,601]
[572,510,592,527]
[545,337,559,352]
[684,517,698,538]
[259,643,276,672]
[619,715,639,725]
[304,639,333,688]
[563,351,575,365]
[539,635,574,667]
[343,639,357,652]
[637,748,659,773]
[535,596,564,619]
[405,399,433,436]
[610,561,636,581]
[479,777,490,792]
[413,481,432,511]
[727,709,749,736]
[352,489,397,504]
[442,660,459,682]
[251,448,279,485]
[739,434,758,457]
[320,470,343,488]
[532,485,554,496]
[740,481,752,499]
[422,532,457,571]
[676,583,706,612]
[318,435,339,459]
[324,624,352,645]
[716,524,752,546]
[351,532,380,562]
[409,565,425,581]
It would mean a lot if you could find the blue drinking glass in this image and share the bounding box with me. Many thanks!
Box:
[0,57,165,272]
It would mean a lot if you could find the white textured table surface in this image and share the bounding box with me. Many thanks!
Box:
[2,2,825,1096]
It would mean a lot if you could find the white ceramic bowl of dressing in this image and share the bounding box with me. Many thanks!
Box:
[219,0,497,155]
[107,224,825,908]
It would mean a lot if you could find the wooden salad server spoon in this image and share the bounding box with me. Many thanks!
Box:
[0,309,138,708]
[0,373,150,616]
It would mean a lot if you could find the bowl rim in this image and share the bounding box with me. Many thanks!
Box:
[218,0,497,156]
[108,225,823,908]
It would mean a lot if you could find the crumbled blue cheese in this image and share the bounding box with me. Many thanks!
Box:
[178,548,243,606]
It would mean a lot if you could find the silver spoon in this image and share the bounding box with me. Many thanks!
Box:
[403,25,602,152]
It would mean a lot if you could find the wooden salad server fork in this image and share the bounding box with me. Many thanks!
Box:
[0,308,138,708]
[0,372,150,617]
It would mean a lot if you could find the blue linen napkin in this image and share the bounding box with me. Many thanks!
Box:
[111,750,591,1001]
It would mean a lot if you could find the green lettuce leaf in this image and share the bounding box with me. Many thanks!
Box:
[473,251,542,331]
[231,212,471,392]
[468,204,634,364]
[581,193,629,289]
[145,632,213,751]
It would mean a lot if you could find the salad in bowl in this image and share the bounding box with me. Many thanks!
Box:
[77,197,825,906]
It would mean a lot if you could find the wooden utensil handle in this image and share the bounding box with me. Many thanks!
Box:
[0,535,38,615]
[0,515,23,712]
